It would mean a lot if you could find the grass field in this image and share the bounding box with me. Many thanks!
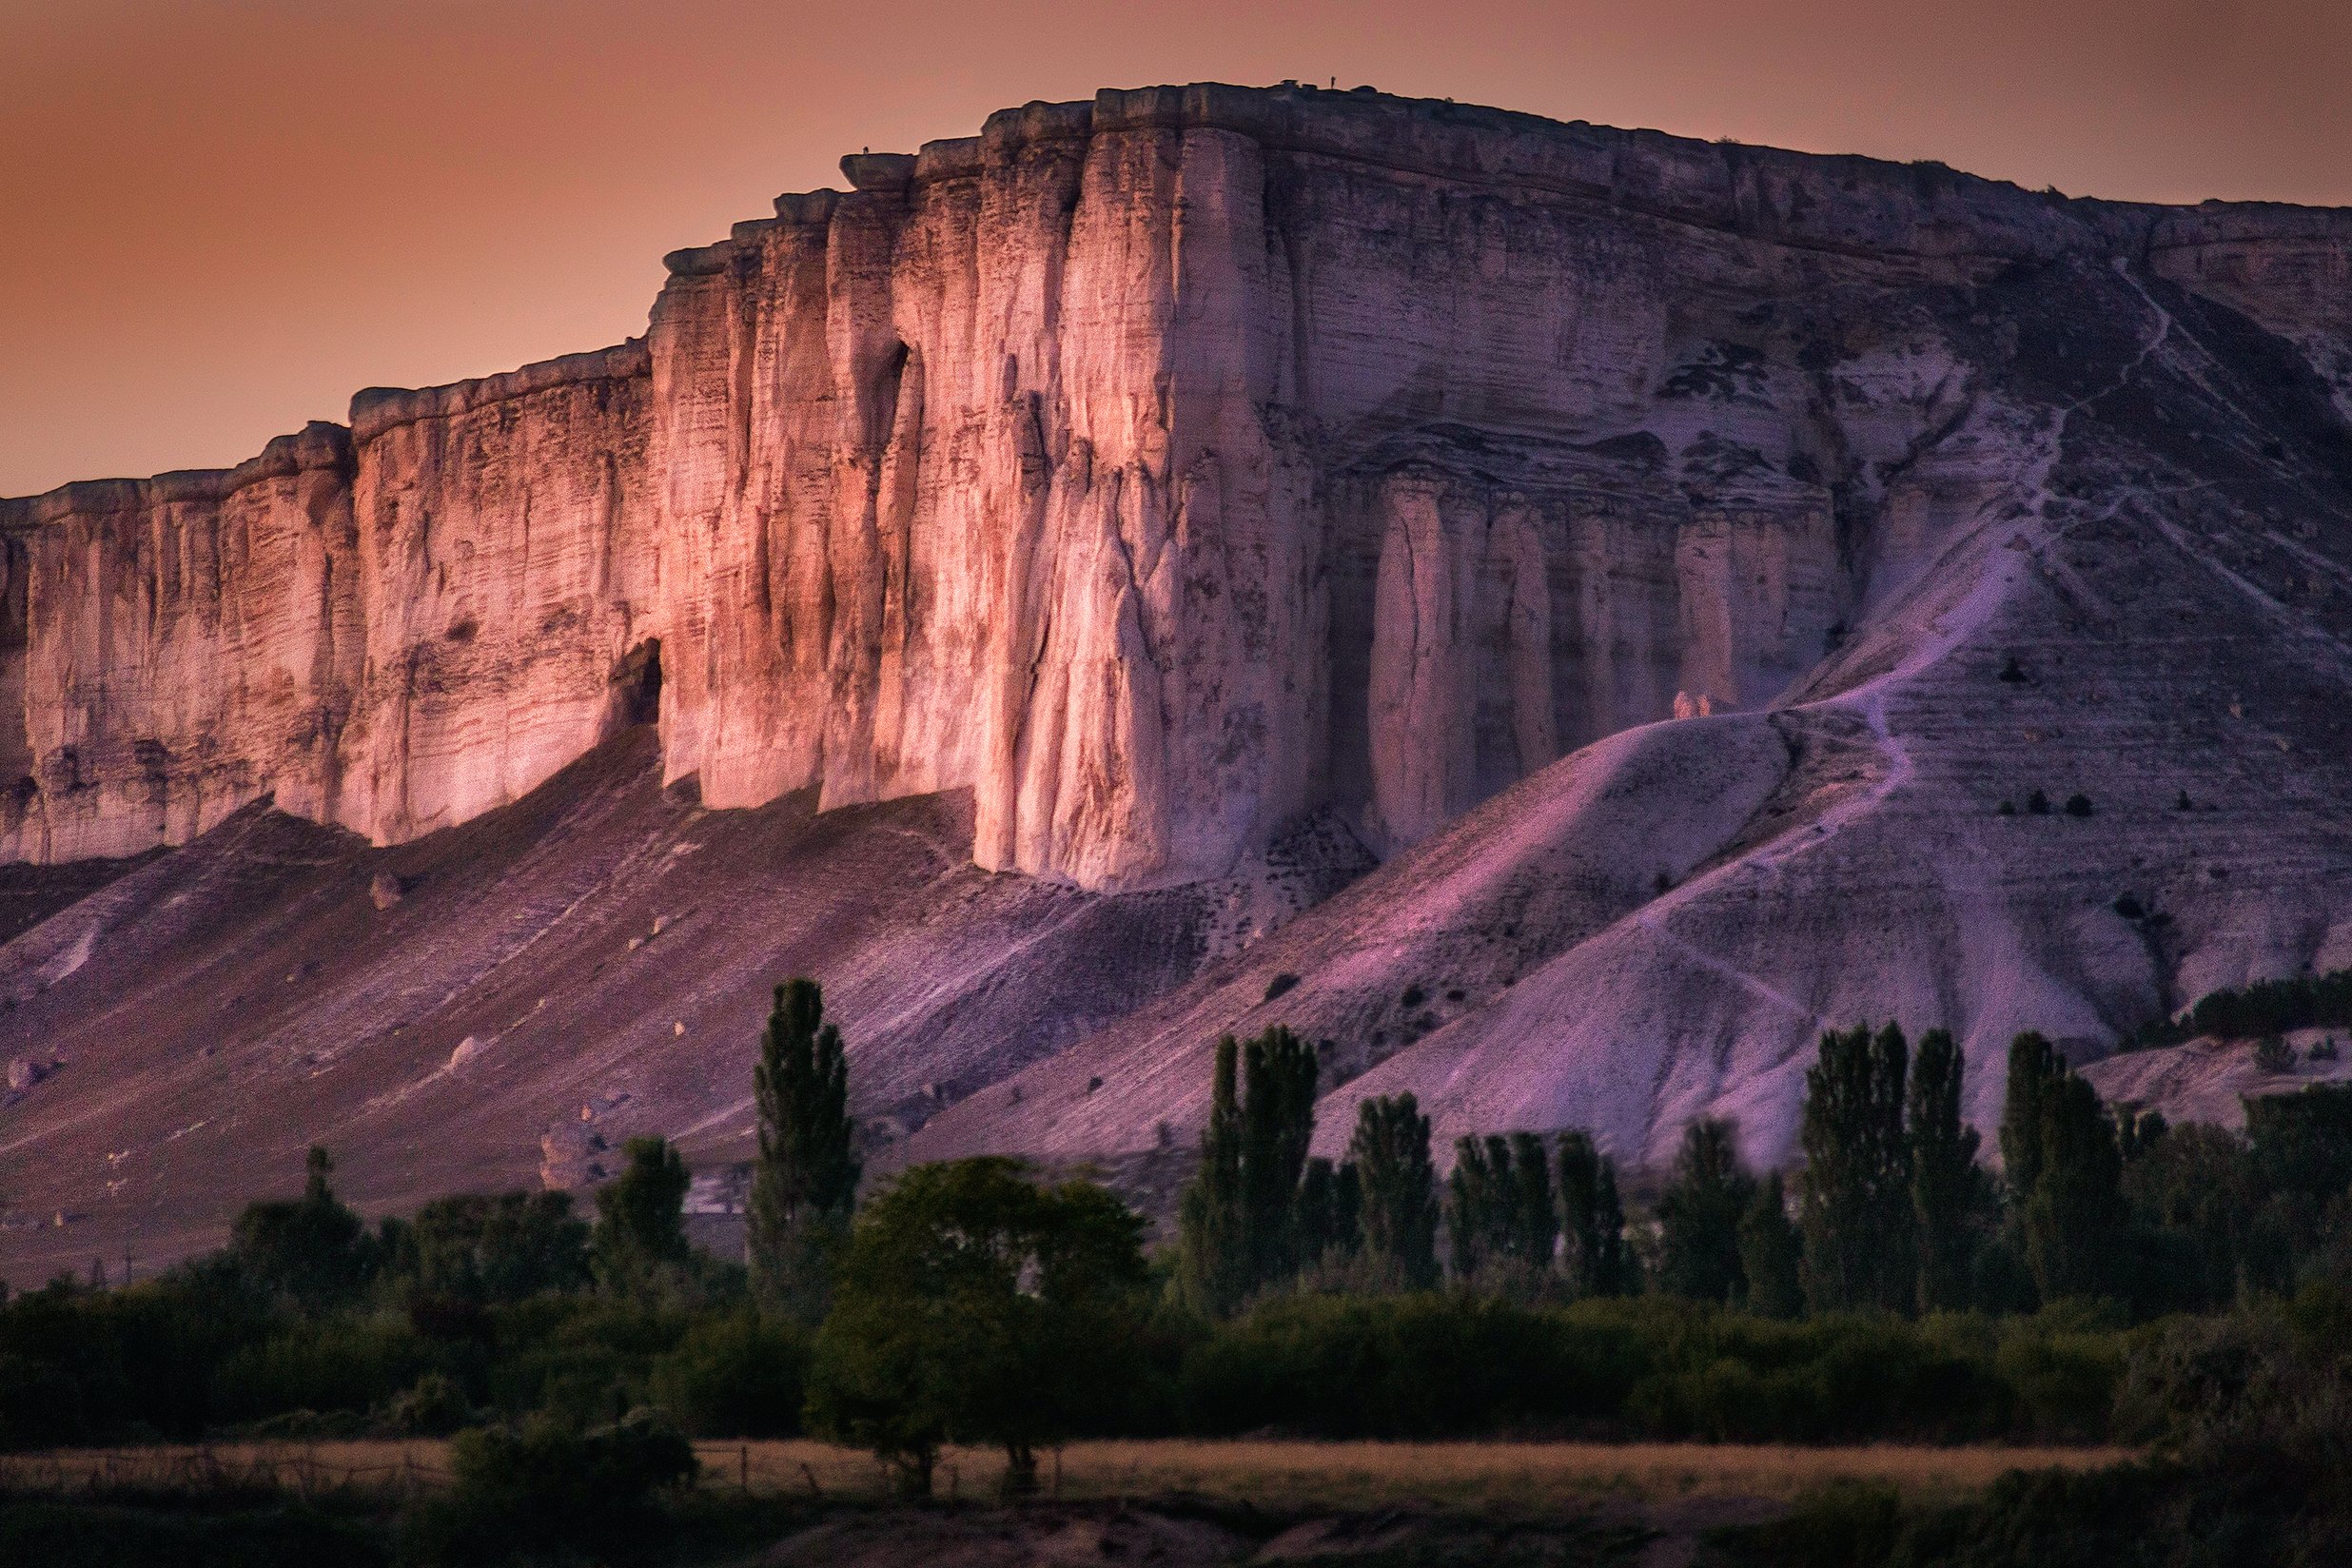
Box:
[0,1437,2134,1509]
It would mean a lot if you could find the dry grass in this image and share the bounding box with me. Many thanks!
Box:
[0,1437,2134,1509]
[0,1441,457,1496]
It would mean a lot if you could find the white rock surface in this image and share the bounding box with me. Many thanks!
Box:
[7,86,2352,1199]
[10,86,2348,895]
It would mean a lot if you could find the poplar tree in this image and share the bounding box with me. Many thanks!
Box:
[1738,1170,1804,1318]
[1176,1037,1249,1313]
[1351,1094,1439,1290]
[1556,1130,1631,1298]
[1507,1130,1560,1280]
[1798,1023,1916,1313]
[2000,1031,2064,1206]
[1909,1028,1986,1313]
[1297,1156,1362,1269]
[1446,1136,1507,1281]
[1240,1027,1320,1285]
[748,978,862,1319]
[1656,1118,1755,1303]
[1594,1160,1633,1294]
[1442,1132,1555,1287]
[1176,1027,1322,1311]
[2024,1070,2128,1303]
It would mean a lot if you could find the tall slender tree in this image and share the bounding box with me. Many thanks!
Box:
[1240,1027,1320,1286]
[2024,1070,2128,1303]
[1508,1130,1560,1281]
[1443,1133,1556,1287]
[2000,1031,2064,1205]
[1351,1094,1439,1290]
[1296,1156,1362,1270]
[1556,1131,1631,1298]
[1909,1028,1986,1313]
[1446,1135,1507,1281]
[1593,1159,1633,1295]
[1176,1027,1322,1311]
[1656,1119,1755,1303]
[1176,1037,1249,1313]
[1738,1170,1804,1319]
[1798,1023,1917,1313]
[748,978,862,1319]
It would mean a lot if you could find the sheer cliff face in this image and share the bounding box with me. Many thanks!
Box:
[6,84,2351,892]
[648,109,1323,887]
[0,426,360,863]
[341,344,655,843]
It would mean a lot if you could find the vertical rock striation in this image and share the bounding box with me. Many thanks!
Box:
[342,343,655,842]
[6,84,2351,891]
[0,424,360,862]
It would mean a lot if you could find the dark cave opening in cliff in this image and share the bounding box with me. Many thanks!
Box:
[607,637,662,734]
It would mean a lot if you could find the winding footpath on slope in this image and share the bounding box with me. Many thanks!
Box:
[1620,259,2186,1023]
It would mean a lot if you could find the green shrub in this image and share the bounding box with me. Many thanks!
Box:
[209,1319,431,1424]
[382,1371,474,1437]
[648,1313,807,1438]
[0,1269,271,1441]
[481,1298,690,1424]
[2138,968,2352,1049]
[1181,1293,1647,1439]
[429,1412,697,1559]
[384,1190,591,1304]
[1626,1311,2012,1443]
[1993,1308,2129,1442]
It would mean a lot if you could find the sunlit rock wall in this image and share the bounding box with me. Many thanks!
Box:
[6,83,2350,888]
[340,343,655,842]
[0,424,360,862]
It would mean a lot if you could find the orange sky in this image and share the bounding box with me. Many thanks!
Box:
[5,0,2349,496]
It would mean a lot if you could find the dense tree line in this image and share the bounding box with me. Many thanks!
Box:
[1166,1019,2352,1325]
[2130,964,2352,1048]
[12,990,2352,1501]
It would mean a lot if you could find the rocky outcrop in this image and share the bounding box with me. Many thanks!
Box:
[6,84,2352,896]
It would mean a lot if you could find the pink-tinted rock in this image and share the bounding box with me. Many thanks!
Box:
[4,83,2350,897]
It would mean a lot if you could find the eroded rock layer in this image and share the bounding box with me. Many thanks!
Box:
[10,84,2349,890]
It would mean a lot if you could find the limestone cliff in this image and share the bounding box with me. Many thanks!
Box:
[13,86,2352,1271]
[4,84,2351,895]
